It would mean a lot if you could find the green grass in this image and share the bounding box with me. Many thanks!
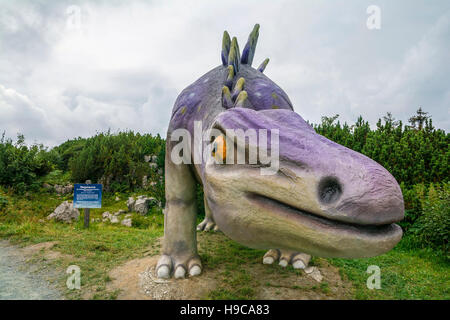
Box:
[329,242,449,300]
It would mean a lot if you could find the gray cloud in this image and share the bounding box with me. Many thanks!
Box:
[0,0,449,146]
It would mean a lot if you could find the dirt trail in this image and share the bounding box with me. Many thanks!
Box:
[0,241,62,300]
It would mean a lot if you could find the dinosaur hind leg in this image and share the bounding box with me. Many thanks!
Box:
[197,195,220,232]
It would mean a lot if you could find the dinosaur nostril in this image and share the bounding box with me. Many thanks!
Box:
[318,177,342,204]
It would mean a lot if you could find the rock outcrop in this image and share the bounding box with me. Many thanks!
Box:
[47,201,80,223]
[126,196,158,215]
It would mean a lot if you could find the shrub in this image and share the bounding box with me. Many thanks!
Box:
[410,183,449,251]
[69,131,165,192]
[0,133,54,192]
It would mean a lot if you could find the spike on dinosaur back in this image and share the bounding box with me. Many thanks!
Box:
[241,24,260,66]
[257,58,270,73]
[232,77,245,100]
[221,31,231,66]
[222,86,233,109]
[226,65,234,89]
[234,90,247,108]
[228,37,240,73]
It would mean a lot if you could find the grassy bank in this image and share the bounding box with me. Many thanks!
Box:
[0,190,448,300]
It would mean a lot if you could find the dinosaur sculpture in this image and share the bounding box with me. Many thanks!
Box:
[157,24,404,279]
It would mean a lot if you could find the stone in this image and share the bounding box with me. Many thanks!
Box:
[97,175,113,192]
[144,155,152,162]
[151,155,158,163]
[102,212,111,219]
[126,197,136,212]
[114,210,127,216]
[142,176,148,188]
[110,216,119,224]
[115,196,120,201]
[47,201,80,223]
[42,183,52,190]
[127,196,158,215]
[64,184,73,194]
[121,218,132,227]
[149,163,157,169]
[134,197,150,215]
[135,196,158,215]
[305,267,323,283]
[53,184,73,194]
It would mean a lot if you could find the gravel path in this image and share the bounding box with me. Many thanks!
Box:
[0,241,61,300]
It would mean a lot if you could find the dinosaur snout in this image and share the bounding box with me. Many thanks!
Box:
[329,163,405,226]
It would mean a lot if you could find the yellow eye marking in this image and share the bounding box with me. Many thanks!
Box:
[212,135,226,163]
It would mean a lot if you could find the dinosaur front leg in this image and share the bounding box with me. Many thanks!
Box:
[156,145,202,279]
[263,249,311,269]
[197,195,220,232]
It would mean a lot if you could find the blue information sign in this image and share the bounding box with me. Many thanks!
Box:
[73,184,103,209]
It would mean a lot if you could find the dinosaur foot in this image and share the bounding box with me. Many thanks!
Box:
[197,217,220,232]
[262,249,311,269]
[156,254,202,279]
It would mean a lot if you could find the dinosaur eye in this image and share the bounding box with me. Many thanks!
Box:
[212,135,226,163]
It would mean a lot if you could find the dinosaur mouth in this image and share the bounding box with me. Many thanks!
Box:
[247,193,401,237]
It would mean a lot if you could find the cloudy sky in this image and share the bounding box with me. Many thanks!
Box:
[0,0,449,146]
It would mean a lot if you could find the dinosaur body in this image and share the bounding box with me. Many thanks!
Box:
[157,25,404,279]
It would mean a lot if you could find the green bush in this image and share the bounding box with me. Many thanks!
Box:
[69,131,164,192]
[0,133,54,192]
[409,183,449,251]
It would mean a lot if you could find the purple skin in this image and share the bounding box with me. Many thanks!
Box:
[157,26,404,279]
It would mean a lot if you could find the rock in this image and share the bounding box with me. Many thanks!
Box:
[305,267,323,283]
[121,218,132,227]
[43,183,52,190]
[127,197,136,212]
[149,163,157,169]
[125,214,132,218]
[47,201,80,223]
[102,212,111,219]
[110,216,119,224]
[64,184,73,194]
[53,184,73,194]
[151,155,158,163]
[134,198,150,215]
[97,174,113,192]
[144,155,152,162]
[114,210,126,216]
[115,196,120,201]
[142,176,148,188]
[135,196,158,215]
[127,196,158,215]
